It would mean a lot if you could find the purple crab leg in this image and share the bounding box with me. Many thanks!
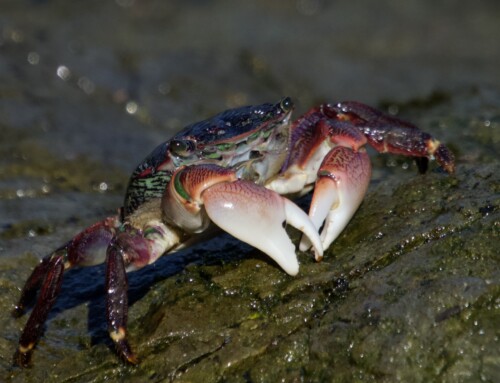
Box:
[322,101,455,173]
[104,224,167,364]
[12,255,55,318]
[13,218,118,319]
[105,236,137,364]
[13,253,65,367]
[13,217,118,367]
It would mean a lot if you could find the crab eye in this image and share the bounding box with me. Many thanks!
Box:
[280,97,293,112]
[169,139,194,157]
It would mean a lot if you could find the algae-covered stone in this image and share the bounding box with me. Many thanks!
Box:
[2,92,499,382]
[1,1,499,380]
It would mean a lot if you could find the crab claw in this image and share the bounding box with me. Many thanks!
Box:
[202,180,322,276]
[300,146,371,252]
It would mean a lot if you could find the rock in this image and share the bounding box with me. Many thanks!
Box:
[6,96,495,382]
[1,1,499,381]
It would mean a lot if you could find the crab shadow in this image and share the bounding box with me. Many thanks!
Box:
[19,193,313,357]
[43,232,256,352]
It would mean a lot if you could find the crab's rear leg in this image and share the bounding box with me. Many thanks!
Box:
[13,252,65,367]
[323,101,455,173]
[13,217,118,367]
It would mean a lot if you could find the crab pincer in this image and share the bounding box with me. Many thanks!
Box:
[299,146,371,252]
[163,163,323,276]
[203,179,323,276]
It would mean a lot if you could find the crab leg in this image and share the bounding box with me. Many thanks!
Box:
[299,146,371,252]
[12,217,118,366]
[13,253,65,367]
[12,256,54,319]
[13,219,118,318]
[105,236,136,364]
[103,221,178,364]
[323,101,455,173]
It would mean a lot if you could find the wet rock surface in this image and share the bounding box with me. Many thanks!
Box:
[1,1,499,382]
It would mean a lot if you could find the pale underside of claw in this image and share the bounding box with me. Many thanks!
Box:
[202,180,322,276]
[300,146,372,252]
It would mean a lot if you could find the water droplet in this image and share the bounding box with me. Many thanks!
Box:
[386,158,397,168]
[57,65,71,81]
[27,52,40,65]
[388,104,399,115]
[125,101,138,114]
[10,29,23,43]
[158,82,171,95]
[77,77,95,94]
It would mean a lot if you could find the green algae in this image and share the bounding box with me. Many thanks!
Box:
[0,133,127,198]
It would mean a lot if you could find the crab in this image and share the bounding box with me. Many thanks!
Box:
[12,97,454,367]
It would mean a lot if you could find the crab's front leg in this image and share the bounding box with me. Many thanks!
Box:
[162,164,323,276]
[101,217,182,364]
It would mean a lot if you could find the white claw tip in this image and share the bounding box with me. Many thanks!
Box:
[314,250,324,262]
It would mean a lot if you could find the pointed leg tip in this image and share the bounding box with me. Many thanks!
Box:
[125,354,139,365]
[434,143,455,174]
[13,349,33,368]
[117,345,139,366]
[444,163,455,174]
[112,335,139,366]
